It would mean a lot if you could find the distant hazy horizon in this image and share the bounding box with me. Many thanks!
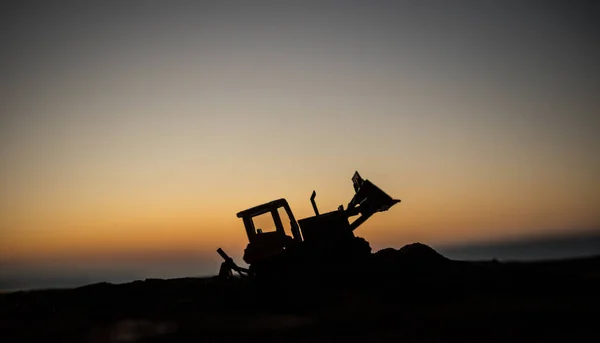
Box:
[1,228,598,292]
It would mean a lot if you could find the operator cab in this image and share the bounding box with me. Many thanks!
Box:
[237,199,302,265]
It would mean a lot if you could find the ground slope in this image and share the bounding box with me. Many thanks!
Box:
[1,243,599,342]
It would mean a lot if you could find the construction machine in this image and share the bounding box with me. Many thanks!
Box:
[216,171,400,280]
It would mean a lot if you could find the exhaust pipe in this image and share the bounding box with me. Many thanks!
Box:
[310,190,319,216]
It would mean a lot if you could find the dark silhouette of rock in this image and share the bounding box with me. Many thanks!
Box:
[373,247,397,258]
[373,242,449,268]
[397,242,448,261]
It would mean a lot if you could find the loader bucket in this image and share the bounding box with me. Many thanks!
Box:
[348,171,400,214]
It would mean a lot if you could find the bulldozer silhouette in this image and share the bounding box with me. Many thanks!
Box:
[217,171,400,280]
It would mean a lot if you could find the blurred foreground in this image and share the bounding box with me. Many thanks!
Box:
[1,243,599,343]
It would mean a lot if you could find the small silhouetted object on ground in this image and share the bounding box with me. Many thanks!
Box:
[216,171,401,281]
[217,248,250,279]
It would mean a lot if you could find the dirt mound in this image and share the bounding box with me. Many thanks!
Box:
[373,242,449,267]
[372,247,398,258]
[397,242,448,261]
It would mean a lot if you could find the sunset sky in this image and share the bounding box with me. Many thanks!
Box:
[1,1,599,288]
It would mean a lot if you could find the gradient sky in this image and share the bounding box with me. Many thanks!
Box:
[1,1,599,284]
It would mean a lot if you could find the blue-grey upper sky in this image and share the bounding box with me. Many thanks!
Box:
[3,1,599,163]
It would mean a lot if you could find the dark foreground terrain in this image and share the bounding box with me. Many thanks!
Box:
[2,243,599,342]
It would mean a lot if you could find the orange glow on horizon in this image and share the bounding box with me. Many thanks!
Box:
[2,167,598,265]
